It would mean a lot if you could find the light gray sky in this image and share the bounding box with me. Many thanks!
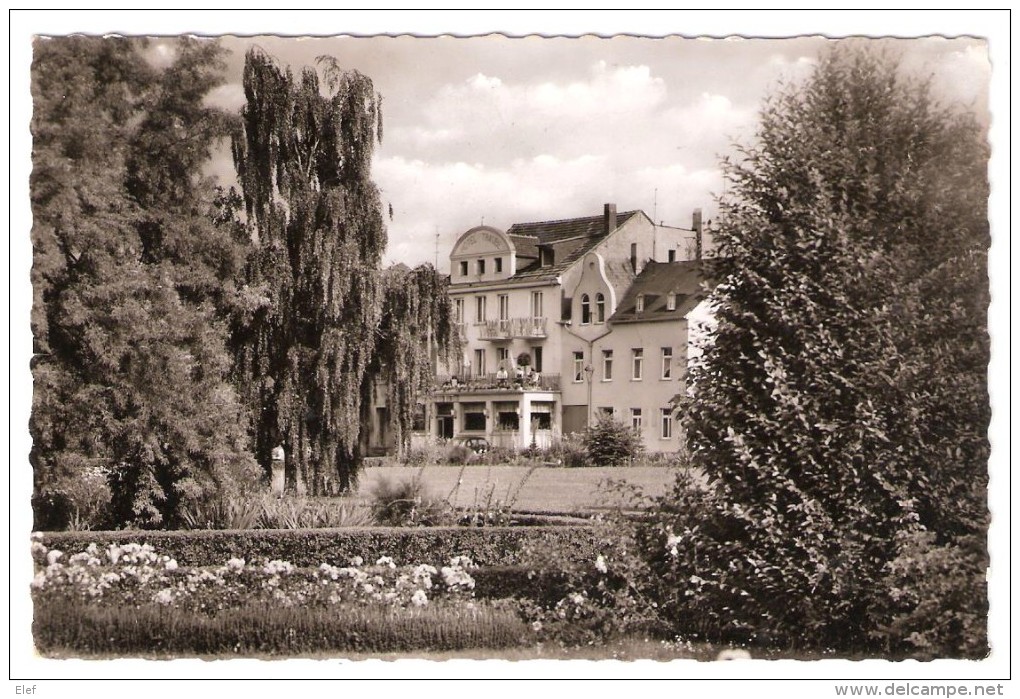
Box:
[190,34,989,271]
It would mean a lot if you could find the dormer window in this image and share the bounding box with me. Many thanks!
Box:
[666,292,676,311]
[580,294,591,325]
[636,294,645,313]
[540,246,555,267]
[595,292,606,323]
[495,257,503,273]
[477,259,486,275]
[459,260,468,276]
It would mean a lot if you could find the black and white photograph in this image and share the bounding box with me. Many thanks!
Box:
[9,9,1010,694]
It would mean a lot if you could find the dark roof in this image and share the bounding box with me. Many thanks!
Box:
[507,210,638,244]
[498,210,641,283]
[610,260,717,323]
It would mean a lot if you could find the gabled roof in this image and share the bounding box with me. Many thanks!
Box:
[610,260,717,323]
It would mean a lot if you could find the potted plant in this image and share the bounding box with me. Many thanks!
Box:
[516,352,532,373]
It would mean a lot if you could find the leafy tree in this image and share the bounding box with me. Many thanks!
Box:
[370,264,459,458]
[582,415,644,467]
[30,37,260,529]
[645,45,989,654]
[230,50,386,494]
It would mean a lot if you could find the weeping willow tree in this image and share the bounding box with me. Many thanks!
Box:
[371,264,460,458]
[231,49,386,493]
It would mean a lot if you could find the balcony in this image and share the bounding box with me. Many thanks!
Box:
[477,317,548,341]
[433,372,561,394]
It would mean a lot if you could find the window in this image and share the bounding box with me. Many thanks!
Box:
[580,294,591,325]
[497,347,509,365]
[498,294,509,322]
[630,408,643,433]
[595,293,606,323]
[602,349,614,381]
[475,296,486,323]
[630,243,638,273]
[632,348,644,380]
[540,247,554,267]
[573,351,585,383]
[660,408,673,439]
[495,257,503,273]
[667,249,676,263]
[477,259,486,275]
[534,346,543,373]
[531,291,544,319]
[464,403,486,431]
[661,347,673,380]
[454,298,464,324]
[459,260,469,276]
[666,292,676,311]
[474,349,486,376]
[635,294,645,313]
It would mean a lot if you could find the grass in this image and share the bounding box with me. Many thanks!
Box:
[34,598,532,657]
[354,465,682,515]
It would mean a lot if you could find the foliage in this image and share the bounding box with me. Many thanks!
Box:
[369,474,455,527]
[30,37,260,529]
[371,264,459,458]
[230,49,386,495]
[657,45,989,653]
[582,414,644,467]
[866,530,988,659]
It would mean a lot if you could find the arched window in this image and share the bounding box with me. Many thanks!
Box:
[595,293,606,323]
[580,294,591,325]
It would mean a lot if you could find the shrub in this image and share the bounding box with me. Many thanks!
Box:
[444,444,474,465]
[370,474,453,527]
[549,434,588,468]
[866,530,988,659]
[582,415,643,467]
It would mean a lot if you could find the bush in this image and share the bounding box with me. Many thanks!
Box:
[582,415,643,467]
[370,474,453,527]
[444,444,474,465]
[549,434,588,468]
[866,531,988,659]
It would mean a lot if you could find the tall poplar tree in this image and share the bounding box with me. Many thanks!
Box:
[231,50,386,493]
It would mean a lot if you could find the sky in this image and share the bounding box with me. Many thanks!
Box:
[183,33,991,271]
[8,10,1013,686]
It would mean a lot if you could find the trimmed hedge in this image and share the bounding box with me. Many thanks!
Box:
[37,525,604,568]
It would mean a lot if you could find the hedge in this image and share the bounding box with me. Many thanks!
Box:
[36,525,605,568]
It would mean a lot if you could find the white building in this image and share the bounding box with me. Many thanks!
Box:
[419,203,718,453]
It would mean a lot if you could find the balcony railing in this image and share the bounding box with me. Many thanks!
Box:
[434,372,561,394]
[478,317,547,340]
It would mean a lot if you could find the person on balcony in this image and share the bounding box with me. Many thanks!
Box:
[496,366,509,388]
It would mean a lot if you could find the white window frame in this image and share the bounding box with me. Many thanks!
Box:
[602,349,613,382]
[632,348,644,381]
[661,347,673,380]
[531,291,543,319]
[666,292,676,311]
[630,408,642,433]
[595,292,606,323]
[474,349,486,376]
[636,294,645,313]
[454,298,464,324]
[580,294,591,325]
[498,294,510,321]
[573,351,585,383]
[475,296,486,324]
[660,408,673,439]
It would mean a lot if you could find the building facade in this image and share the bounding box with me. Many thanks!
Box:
[422,204,716,453]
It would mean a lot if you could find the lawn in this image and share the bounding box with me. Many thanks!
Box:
[354,464,684,514]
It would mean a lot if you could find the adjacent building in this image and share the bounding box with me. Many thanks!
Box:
[422,203,718,453]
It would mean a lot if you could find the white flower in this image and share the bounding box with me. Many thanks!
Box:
[375,556,396,569]
[46,550,63,566]
[30,541,47,557]
[164,558,178,572]
[570,592,585,606]
[670,546,679,558]
[226,557,246,572]
[107,544,122,564]
[153,589,174,606]
[350,556,364,567]
[30,571,47,589]
[411,589,429,607]
[449,555,475,569]
[665,531,683,549]
[595,555,608,574]
[531,621,543,632]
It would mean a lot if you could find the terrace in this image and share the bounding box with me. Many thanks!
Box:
[434,372,561,394]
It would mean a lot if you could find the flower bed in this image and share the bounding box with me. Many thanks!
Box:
[36,524,604,568]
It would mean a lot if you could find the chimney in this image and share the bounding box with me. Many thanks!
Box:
[693,208,703,260]
[604,203,617,235]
